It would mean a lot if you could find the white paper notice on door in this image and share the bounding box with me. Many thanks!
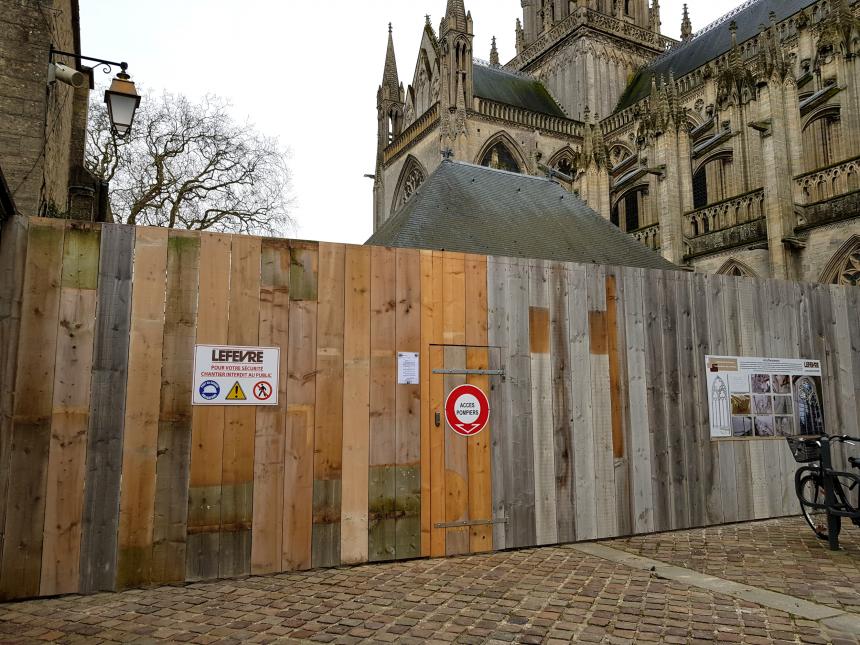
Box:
[398,352,419,385]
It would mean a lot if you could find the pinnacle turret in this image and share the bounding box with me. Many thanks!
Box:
[381,23,400,101]
[490,36,500,66]
[443,0,470,34]
[680,4,693,42]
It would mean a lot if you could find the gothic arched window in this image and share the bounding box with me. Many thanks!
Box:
[711,376,729,431]
[391,156,427,214]
[611,186,649,232]
[819,237,860,286]
[795,377,825,435]
[802,108,842,172]
[717,259,757,279]
[480,143,522,174]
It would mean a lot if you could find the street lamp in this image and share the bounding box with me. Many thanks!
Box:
[49,47,141,138]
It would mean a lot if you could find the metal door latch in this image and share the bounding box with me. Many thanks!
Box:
[435,411,441,427]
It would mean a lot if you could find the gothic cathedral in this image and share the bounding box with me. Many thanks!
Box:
[373,0,860,286]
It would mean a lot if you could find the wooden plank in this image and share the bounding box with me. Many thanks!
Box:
[79,223,134,593]
[487,257,509,552]
[442,252,466,346]
[341,245,371,565]
[505,258,536,548]
[151,231,199,585]
[40,224,100,596]
[117,226,169,589]
[726,276,753,522]
[368,247,396,562]
[675,271,704,528]
[0,215,28,576]
[312,243,345,569]
[419,250,442,557]
[443,345,469,555]
[529,261,557,545]
[282,298,316,572]
[220,235,261,578]
[464,253,491,554]
[642,268,670,532]
[622,267,654,534]
[606,270,631,537]
[186,232,231,582]
[761,279,786,517]
[0,219,64,601]
[395,248,422,559]
[251,239,290,575]
[570,263,596,540]
[588,264,617,538]
[692,273,722,527]
[549,263,575,543]
[845,285,860,458]
[429,344,446,557]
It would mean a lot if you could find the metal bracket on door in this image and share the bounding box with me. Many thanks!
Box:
[432,369,505,377]
[433,518,508,529]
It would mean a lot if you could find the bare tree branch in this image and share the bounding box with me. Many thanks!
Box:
[85,92,294,235]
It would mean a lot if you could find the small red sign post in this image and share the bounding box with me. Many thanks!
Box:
[445,384,490,437]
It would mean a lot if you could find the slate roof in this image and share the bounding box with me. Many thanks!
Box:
[473,63,567,118]
[616,0,817,111]
[367,161,676,271]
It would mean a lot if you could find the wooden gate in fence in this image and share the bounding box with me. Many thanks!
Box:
[0,216,858,600]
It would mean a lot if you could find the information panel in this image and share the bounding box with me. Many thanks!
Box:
[193,345,280,406]
[705,356,825,439]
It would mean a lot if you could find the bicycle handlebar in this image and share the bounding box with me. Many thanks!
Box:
[824,434,860,443]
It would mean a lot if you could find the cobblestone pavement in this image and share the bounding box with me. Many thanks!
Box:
[609,516,860,615]
[0,518,857,644]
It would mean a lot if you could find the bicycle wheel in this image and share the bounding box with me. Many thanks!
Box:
[797,472,840,540]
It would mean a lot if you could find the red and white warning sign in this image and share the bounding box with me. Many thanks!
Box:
[445,384,490,437]
[192,345,280,406]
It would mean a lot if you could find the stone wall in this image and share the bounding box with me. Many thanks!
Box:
[0,0,84,217]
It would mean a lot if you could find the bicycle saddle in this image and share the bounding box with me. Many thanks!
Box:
[851,456,860,469]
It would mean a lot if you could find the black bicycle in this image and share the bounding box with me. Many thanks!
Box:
[787,434,860,550]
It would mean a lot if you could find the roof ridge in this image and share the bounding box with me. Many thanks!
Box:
[447,159,556,183]
[474,58,536,81]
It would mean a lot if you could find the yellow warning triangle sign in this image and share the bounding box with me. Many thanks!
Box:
[226,382,247,401]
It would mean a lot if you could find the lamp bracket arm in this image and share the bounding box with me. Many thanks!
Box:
[49,46,129,75]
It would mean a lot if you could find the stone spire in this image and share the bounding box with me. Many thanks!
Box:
[381,23,400,100]
[490,36,500,66]
[444,0,469,33]
[680,4,693,42]
[650,0,662,34]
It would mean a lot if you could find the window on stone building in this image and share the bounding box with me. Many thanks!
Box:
[822,238,860,286]
[693,154,731,209]
[611,187,647,232]
[480,143,522,174]
[803,109,843,172]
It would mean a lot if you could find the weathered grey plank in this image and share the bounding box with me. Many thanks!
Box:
[608,267,631,537]
[549,263,575,543]
[487,257,509,551]
[79,223,135,593]
[506,258,536,547]
[692,273,722,526]
[675,271,704,528]
[570,264,596,540]
[528,260,557,545]
[622,267,653,535]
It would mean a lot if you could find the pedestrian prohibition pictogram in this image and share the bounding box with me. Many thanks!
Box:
[444,384,490,437]
[226,381,247,401]
[253,381,273,401]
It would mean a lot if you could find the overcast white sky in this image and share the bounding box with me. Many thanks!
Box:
[81,0,737,244]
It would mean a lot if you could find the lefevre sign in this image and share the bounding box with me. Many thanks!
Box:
[192,345,280,406]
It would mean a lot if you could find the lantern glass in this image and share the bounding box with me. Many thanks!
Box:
[104,75,140,137]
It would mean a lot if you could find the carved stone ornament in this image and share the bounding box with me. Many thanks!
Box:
[401,167,425,205]
[836,245,860,285]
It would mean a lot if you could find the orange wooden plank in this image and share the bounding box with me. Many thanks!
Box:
[186,232,231,581]
[395,248,421,560]
[465,254,491,554]
[429,345,446,558]
[368,246,396,562]
[40,224,100,596]
[312,243,345,568]
[0,219,64,601]
[220,235,261,578]
[117,226,169,589]
[251,239,290,575]
[341,245,371,565]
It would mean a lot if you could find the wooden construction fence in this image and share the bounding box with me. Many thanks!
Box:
[0,216,859,600]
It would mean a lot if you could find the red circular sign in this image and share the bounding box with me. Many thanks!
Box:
[445,384,490,437]
[253,381,273,401]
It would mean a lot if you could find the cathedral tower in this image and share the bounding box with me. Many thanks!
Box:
[512,0,671,120]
